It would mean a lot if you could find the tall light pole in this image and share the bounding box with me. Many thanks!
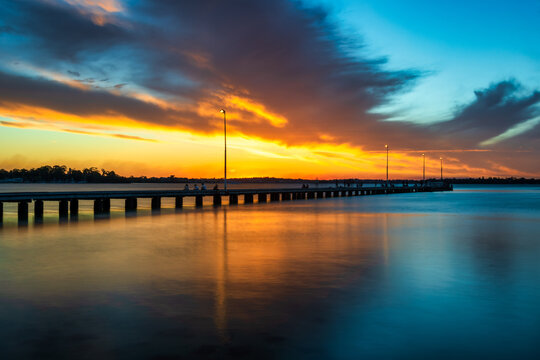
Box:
[385,144,388,186]
[422,153,425,183]
[440,157,443,181]
[220,109,227,191]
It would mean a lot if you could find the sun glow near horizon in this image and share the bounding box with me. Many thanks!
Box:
[0,116,515,180]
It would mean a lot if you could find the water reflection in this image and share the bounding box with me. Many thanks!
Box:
[214,209,229,343]
[469,220,516,280]
[0,188,539,358]
[382,213,389,265]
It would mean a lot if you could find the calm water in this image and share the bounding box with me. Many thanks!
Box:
[1,185,539,359]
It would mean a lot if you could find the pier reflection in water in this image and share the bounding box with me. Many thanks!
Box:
[0,186,539,359]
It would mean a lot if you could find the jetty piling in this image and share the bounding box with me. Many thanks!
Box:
[59,200,69,218]
[18,201,28,223]
[70,199,79,217]
[175,196,183,209]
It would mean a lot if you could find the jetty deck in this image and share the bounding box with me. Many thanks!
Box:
[0,183,452,223]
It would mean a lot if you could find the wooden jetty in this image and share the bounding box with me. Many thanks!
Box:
[0,182,452,224]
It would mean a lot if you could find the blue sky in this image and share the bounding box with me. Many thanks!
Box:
[313,0,540,122]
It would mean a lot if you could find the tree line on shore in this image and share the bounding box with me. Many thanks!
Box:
[0,165,129,183]
[0,165,538,184]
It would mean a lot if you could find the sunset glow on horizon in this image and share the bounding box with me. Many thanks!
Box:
[1,0,539,179]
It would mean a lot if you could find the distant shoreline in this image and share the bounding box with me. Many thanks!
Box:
[1,166,538,184]
[1,178,539,185]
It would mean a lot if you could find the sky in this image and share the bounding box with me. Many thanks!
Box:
[0,0,539,179]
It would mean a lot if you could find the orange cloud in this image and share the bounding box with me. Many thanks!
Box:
[225,95,288,128]
[65,0,124,12]
[62,128,157,142]
[64,0,124,26]
[0,120,29,128]
[2,101,534,178]
[1,119,157,142]
[0,103,141,129]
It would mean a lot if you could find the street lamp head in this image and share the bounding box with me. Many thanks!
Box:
[220,109,225,113]
[422,153,425,156]
[385,144,388,148]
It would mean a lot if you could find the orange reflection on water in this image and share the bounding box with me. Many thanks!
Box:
[0,204,391,318]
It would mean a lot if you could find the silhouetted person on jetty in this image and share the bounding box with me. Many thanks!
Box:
[184,184,189,191]
[213,184,219,191]
[201,183,206,190]
[193,184,199,190]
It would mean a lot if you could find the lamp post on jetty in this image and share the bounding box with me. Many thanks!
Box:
[440,157,443,181]
[385,144,389,186]
[220,109,227,191]
[422,153,425,183]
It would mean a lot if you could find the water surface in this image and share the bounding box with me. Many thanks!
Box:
[1,185,539,359]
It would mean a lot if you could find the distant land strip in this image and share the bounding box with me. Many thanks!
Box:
[0,166,539,184]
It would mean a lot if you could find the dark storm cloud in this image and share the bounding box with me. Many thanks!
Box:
[0,0,421,143]
[362,80,540,154]
[130,0,420,141]
[0,0,129,59]
[131,0,532,167]
[0,70,208,129]
[434,80,540,147]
